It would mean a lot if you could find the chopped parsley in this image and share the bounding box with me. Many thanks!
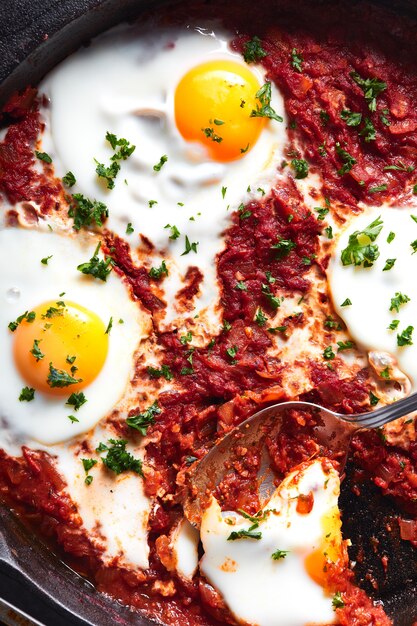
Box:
[360,117,376,142]
[388,319,400,330]
[320,110,330,125]
[272,238,296,256]
[369,183,387,194]
[235,280,247,291]
[325,225,333,239]
[126,400,161,435]
[95,160,120,190]
[226,345,238,363]
[411,240,417,254]
[271,549,289,560]
[315,207,329,220]
[383,258,396,271]
[335,142,356,175]
[42,301,65,319]
[323,346,335,360]
[185,455,198,465]
[77,242,113,282]
[153,155,168,171]
[397,325,414,347]
[268,325,287,334]
[384,162,414,173]
[149,260,169,279]
[290,48,303,72]
[222,320,232,332]
[238,203,252,220]
[340,109,362,126]
[35,151,52,164]
[82,458,97,473]
[164,224,180,240]
[69,193,108,230]
[30,339,44,361]
[324,316,343,330]
[68,415,79,423]
[181,235,199,256]
[340,215,383,267]
[341,298,352,307]
[47,363,82,388]
[202,127,223,143]
[332,591,345,609]
[261,283,282,309]
[250,82,283,123]
[222,186,227,199]
[126,222,134,235]
[350,72,387,111]
[254,307,268,326]
[369,391,380,406]
[149,200,158,208]
[41,255,53,265]
[8,310,36,332]
[66,392,87,411]
[387,231,395,243]
[389,292,410,313]
[180,331,193,345]
[19,387,35,402]
[147,364,173,381]
[243,36,267,63]
[337,340,355,351]
[381,367,390,380]
[62,171,76,187]
[105,317,113,335]
[99,439,143,476]
[291,158,309,179]
[227,529,262,541]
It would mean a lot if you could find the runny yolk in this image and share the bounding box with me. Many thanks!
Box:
[14,300,108,395]
[174,60,266,162]
[304,505,343,588]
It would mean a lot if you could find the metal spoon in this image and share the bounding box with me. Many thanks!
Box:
[184,393,417,526]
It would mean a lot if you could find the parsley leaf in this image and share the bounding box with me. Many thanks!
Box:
[271,549,289,560]
[243,36,267,63]
[250,82,283,123]
[341,298,352,307]
[8,310,36,332]
[164,224,180,240]
[147,364,173,381]
[153,155,168,171]
[149,260,168,279]
[62,171,76,187]
[323,346,335,360]
[95,160,120,189]
[383,258,396,271]
[47,363,82,388]
[335,142,356,175]
[291,158,309,179]
[397,325,414,346]
[290,48,303,72]
[332,591,345,609]
[100,439,143,476]
[369,391,380,406]
[315,207,329,220]
[126,222,134,235]
[126,400,161,435]
[369,183,387,194]
[202,127,223,143]
[82,458,97,473]
[350,72,387,111]
[30,339,44,361]
[35,151,52,164]
[340,216,383,267]
[261,284,282,309]
[181,235,199,256]
[180,331,193,345]
[360,117,376,142]
[19,387,35,402]
[254,307,268,326]
[340,109,362,126]
[387,231,395,243]
[226,345,238,363]
[77,242,113,282]
[235,280,247,291]
[272,238,296,256]
[69,193,108,230]
[390,292,410,313]
[388,319,400,330]
[66,392,87,411]
[337,340,355,351]
[227,529,262,541]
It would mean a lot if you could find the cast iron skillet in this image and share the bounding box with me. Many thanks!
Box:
[2,1,417,624]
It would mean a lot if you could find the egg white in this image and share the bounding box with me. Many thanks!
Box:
[39,22,287,330]
[0,227,150,447]
[200,459,339,626]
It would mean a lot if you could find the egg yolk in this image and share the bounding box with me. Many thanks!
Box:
[14,300,108,396]
[304,505,343,588]
[174,60,266,162]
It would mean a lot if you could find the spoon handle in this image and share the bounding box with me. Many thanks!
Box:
[342,391,417,429]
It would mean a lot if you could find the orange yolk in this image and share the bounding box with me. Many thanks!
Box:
[174,60,266,162]
[304,505,344,589]
[14,300,108,395]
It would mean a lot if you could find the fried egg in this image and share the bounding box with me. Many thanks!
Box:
[330,206,417,388]
[200,459,342,626]
[0,227,150,447]
[39,23,286,329]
